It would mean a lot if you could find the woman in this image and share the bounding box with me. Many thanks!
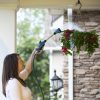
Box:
[2,49,38,100]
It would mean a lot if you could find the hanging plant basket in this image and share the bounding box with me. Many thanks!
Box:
[61,29,99,56]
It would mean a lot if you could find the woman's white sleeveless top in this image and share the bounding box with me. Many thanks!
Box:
[6,69,33,100]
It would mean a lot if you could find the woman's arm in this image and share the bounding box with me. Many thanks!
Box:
[25,48,37,74]
[19,48,38,80]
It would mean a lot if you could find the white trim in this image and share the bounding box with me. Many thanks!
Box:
[68,53,73,100]
[49,50,53,98]
[67,8,73,100]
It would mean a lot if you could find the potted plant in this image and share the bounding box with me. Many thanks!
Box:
[61,29,99,56]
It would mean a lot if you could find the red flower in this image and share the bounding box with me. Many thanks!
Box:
[65,29,73,39]
[92,36,97,42]
[62,46,68,53]
[65,31,70,39]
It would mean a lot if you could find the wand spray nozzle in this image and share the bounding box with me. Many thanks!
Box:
[54,28,62,35]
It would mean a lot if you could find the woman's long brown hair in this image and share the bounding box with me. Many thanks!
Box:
[2,53,26,96]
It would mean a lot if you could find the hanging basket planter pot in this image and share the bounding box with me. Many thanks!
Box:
[61,29,99,56]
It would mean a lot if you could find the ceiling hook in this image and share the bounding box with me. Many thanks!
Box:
[76,0,82,11]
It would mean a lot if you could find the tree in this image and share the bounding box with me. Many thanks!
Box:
[17,8,50,100]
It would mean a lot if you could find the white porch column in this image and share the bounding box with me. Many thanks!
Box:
[67,8,73,100]
[0,8,17,92]
[49,49,53,87]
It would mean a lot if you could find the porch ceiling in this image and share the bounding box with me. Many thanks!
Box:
[0,0,17,2]
[0,0,100,10]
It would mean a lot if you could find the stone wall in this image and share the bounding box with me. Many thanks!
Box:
[73,10,100,100]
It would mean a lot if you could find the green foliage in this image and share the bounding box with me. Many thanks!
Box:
[53,93,58,100]
[73,30,99,55]
[61,29,99,56]
[17,8,50,100]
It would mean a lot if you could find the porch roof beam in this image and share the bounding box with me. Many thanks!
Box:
[20,0,100,10]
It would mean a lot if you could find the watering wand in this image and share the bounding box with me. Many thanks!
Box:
[36,28,63,52]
